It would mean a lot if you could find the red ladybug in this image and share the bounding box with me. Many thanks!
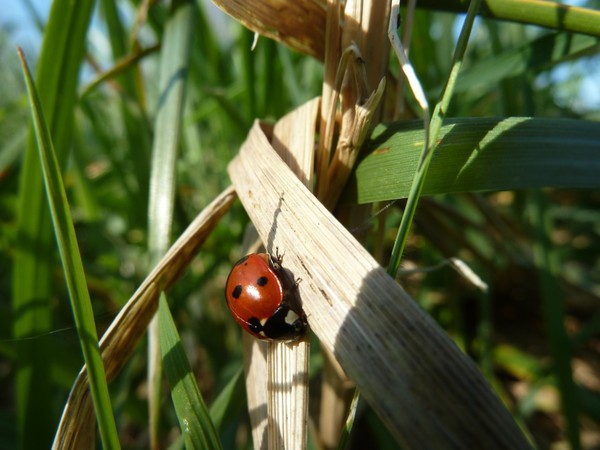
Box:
[225,252,307,341]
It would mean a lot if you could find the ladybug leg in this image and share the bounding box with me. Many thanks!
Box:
[275,247,285,263]
[268,252,281,271]
[269,247,285,271]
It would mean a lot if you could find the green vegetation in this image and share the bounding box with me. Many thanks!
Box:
[0,1,598,448]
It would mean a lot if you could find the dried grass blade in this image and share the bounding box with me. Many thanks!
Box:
[228,122,531,449]
[242,98,319,449]
[270,99,320,450]
[267,341,310,450]
[272,97,320,188]
[211,0,326,60]
[316,0,344,192]
[243,335,269,449]
[270,98,320,449]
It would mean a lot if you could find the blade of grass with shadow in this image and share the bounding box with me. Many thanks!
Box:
[158,293,222,450]
[147,1,196,446]
[18,48,120,450]
[11,2,95,448]
[387,0,482,277]
[97,0,153,225]
[418,0,600,38]
[208,368,245,435]
[529,191,580,450]
[432,32,600,101]
[351,117,600,203]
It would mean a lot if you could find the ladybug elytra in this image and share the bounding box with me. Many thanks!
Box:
[225,252,307,341]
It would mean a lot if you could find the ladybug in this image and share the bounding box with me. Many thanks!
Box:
[225,252,307,341]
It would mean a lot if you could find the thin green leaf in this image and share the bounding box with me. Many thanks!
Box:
[79,43,159,99]
[97,0,153,224]
[241,27,257,119]
[482,0,600,38]
[11,2,95,448]
[336,388,360,450]
[493,345,544,381]
[158,294,222,450]
[437,32,600,100]
[418,0,600,38]
[529,191,580,450]
[18,48,120,450]
[352,117,600,203]
[578,386,600,423]
[147,2,196,445]
[572,310,600,349]
[148,0,195,260]
[387,0,482,277]
[208,368,245,434]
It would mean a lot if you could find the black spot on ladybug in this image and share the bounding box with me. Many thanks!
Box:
[247,317,263,333]
[256,276,268,286]
[232,284,243,299]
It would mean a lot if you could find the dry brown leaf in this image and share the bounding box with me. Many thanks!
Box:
[268,98,320,450]
[211,0,326,60]
[228,121,531,449]
[240,97,320,450]
[314,3,392,445]
[243,333,269,449]
[268,341,310,449]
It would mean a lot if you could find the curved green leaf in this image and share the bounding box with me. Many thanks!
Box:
[418,0,600,38]
[158,294,222,450]
[147,2,196,445]
[438,33,600,100]
[351,117,600,203]
[12,2,95,448]
[18,48,120,450]
[209,368,245,435]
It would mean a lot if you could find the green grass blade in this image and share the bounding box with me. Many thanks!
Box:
[578,385,600,424]
[158,294,223,450]
[418,0,600,38]
[240,27,257,119]
[208,368,245,434]
[148,0,195,259]
[98,0,152,224]
[18,48,120,450]
[387,0,482,277]
[482,0,600,38]
[352,117,600,203]
[11,2,95,448]
[147,1,196,445]
[529,191,580,450]
[438,32,600,100]
[336,388,360,450]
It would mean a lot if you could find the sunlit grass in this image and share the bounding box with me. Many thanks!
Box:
[1,1,599,449]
